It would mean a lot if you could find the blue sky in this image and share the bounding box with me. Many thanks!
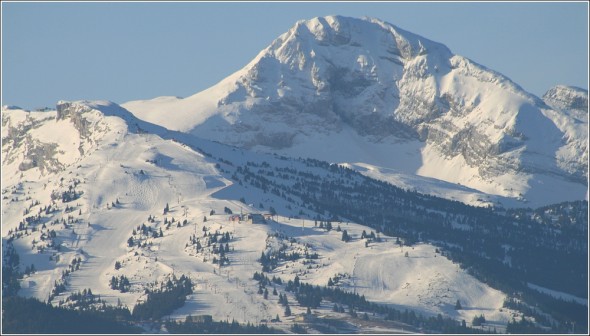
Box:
[2,1,588,110]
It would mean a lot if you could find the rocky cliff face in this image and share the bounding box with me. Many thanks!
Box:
[2,101,115,180]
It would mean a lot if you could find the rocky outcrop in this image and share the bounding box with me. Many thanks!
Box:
[543,85,588,112]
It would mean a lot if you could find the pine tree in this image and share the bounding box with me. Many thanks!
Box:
[260,252,267,264]
[341,230,350,242]
[278,293,284,305]
[284,304,291,317]
[455,299,462,310]
[472,314,486,326]
[349,305,357,318]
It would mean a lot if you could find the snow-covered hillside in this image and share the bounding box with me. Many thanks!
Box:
[123,15,588,208]
[3,101,531,332]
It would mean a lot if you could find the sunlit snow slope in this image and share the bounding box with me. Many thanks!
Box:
[2,101,523,332]
[123,15,588,208]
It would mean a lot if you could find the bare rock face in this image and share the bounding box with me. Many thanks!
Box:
[56,101,93,138]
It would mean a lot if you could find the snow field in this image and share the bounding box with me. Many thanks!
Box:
[256,217,515,331]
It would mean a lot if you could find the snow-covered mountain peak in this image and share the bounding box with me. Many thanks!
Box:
[123,16,588,208]
[260,15,453,76]
[543,85,588,113]
[280,16,452,59]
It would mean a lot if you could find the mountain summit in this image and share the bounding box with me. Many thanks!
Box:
[123,15,588,207]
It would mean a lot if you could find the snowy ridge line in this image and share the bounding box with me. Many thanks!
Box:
[527,283,588,307]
